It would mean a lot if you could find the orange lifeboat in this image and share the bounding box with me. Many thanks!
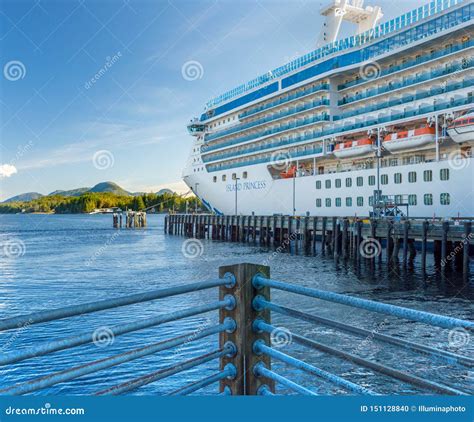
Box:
[280,165,297,179]
[447,110,474,144]
[333,138,374,158]
[383,126,436,152]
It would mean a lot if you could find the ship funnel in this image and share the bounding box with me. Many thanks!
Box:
[317,0,383,47]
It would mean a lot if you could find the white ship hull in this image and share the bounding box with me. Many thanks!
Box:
[184,157,474,218]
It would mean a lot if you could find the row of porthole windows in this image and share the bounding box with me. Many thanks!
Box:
[315,169,450,189]
[213,172,248,182]
[315,193,451,208]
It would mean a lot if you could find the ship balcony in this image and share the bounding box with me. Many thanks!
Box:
[205,95,474,172]
[202,114,331,154]
[336,77,474,121]
[205,99,330,142]
[338,60,473,106]
[337,38,474,91]
[238,83,330,120]
[187,118,206,136]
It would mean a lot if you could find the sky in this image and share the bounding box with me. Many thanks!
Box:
[0,0,409,200]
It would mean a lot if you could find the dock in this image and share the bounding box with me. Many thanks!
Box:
[165,214,472,277]
[112,211,147,229]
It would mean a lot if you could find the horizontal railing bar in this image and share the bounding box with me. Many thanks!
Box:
[256,299,474,368]
[254,340,377,395]
[0,299,231,367]
[168,366,235,396]
[253,276,474,330]
[256,321,467,396]
[254,363,317,396]
[96,347,231,395]
[0,321,233,396]
[0,278,228,333]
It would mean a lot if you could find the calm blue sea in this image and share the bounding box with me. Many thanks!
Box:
[0,214,472,396]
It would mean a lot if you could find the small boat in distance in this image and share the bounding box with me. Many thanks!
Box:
[447,109,474,143]
[89,207,122,214]
[333,138,374,158]
[383,126,436,152]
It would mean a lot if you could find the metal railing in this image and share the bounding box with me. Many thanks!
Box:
[1,263,472,395]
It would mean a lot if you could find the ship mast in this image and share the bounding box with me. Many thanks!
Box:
[317,0,383,47]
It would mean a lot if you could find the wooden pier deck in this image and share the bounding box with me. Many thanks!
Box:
[165,214,473,277]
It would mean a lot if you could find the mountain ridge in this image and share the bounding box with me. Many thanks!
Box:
[3,182,175,203]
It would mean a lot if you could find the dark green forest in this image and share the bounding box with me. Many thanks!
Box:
[0,192,201,214]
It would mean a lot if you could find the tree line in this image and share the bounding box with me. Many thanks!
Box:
[0,192,202,214]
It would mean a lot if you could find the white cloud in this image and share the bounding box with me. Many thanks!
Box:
[0,164,17,178]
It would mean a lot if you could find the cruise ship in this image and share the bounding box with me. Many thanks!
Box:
[183,0,474,218]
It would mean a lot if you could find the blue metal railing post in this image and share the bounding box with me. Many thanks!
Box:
[218,263,275,395]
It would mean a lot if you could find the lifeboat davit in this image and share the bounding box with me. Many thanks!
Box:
[280,165,297,179]
[447,110,474,144]
[333,138,374,158]
[383,126,436,152]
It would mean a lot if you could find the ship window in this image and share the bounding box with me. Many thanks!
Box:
[232,173,236,180]
[325,180,331,189]
[440,168,449,181]
[325,198,331,207]
[316,180,322,189]
[381,174,388,185]
[345,178,352,187]
[242,171,248,179]
[368,175,376,186]
[346,197,352,207]
[395,195,403,204]
[424,193,433,205]
[394,173,402,184]
[357,197,364,207]
[440,193,450,205]
[335,178,341,188]
[423,170,432,182]
[222,175,227,181]
[356,176,363,187]
[369,196,374,206]
[335,198,341,207]
[408,194,417,205]
[316,198,322,207]
[213,176,217,183]
[408,171,417,183]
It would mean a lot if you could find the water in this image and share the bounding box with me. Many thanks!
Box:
[0,214,472,396]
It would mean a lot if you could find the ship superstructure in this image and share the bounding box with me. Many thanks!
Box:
[183,0,474,217]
